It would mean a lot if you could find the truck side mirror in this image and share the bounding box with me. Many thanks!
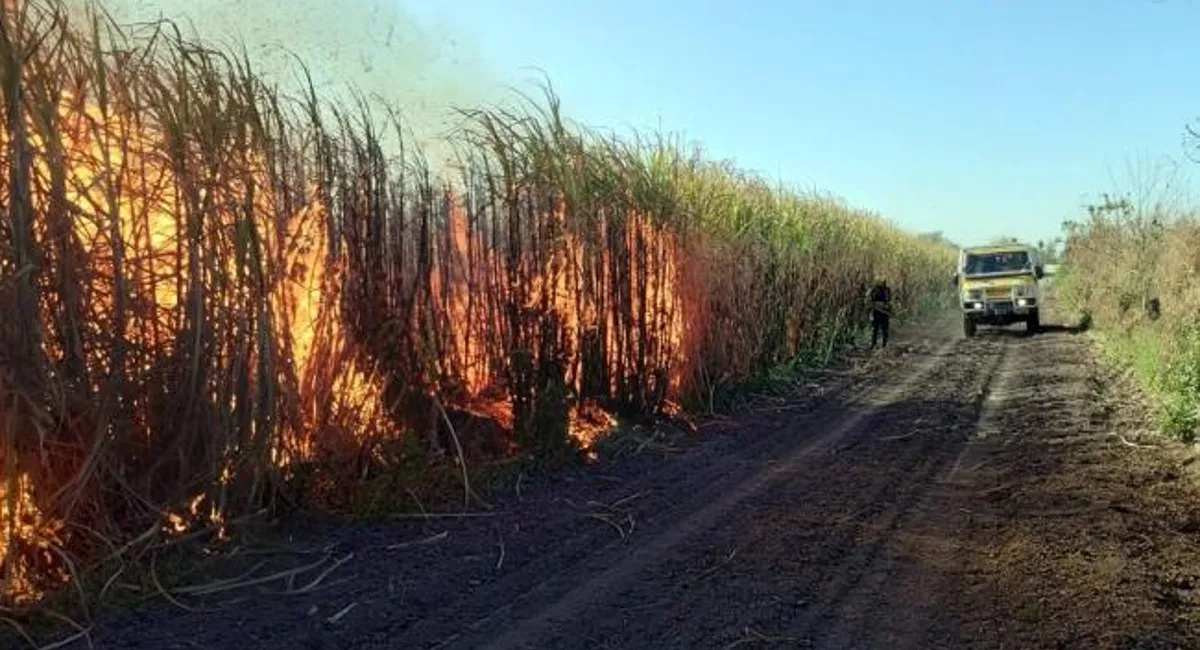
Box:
[951,272,959,286]
[1034,265,1044,279]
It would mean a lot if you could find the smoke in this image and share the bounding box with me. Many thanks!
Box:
[75,0,508,166]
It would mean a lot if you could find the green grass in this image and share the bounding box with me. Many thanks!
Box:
[1158,321,1200,441]
[1060,190,1200,443]
[1078,318,1200,444]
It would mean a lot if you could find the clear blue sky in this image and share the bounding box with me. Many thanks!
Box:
[399,0,1200,246]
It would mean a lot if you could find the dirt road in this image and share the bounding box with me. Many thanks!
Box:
[28,310,1200,649]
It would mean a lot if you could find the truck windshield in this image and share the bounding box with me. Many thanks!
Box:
[964,251,1031,276]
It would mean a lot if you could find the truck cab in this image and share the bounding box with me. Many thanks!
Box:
[953,244,1044,337]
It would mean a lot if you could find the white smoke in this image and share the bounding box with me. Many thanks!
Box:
[75,0,508,167]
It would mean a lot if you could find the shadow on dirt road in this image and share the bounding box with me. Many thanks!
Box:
[17,310,1200,650]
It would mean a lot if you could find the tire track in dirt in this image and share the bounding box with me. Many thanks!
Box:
[788,335,1014,647]
[550,332,1012,649]
[365,344,902,649]
[791,334,1018,650]
[908,322,1194,650]
[442,332,972,650]
[389,340,935,650]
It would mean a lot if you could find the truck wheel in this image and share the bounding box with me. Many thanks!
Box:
[963,316,976,338]
[1026,309,1040,335]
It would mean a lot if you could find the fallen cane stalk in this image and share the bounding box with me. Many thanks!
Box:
[588,513,627,539]
[43,543,89,622]
[405,487,429,519]
[609,491,646,508]
[97,563,128,602]
[151,553,200,613]
[173,554,331,596]
[26,626,91,650]
[979,481,1018,497]
[40,608,91,644]
[635,431,659,455]
[1109,432,1157,449]
[387,531,449,550]
[326,602,357,625]
[389,512,495,520]
[0,617,36,649]
[286,553,355,594]
[697,547,739,582]
[586,499,619,514]
[721,626,798,649]
[434,396,473,510]
[174,560,268,594]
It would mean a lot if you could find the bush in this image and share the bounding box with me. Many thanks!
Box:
[1060,179,1200,443]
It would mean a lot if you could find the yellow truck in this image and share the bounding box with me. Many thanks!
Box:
[953,243,1044,337]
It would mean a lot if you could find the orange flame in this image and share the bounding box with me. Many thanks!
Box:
[1,3,689,606]
[432,194,685,446]
[4,83,398,595]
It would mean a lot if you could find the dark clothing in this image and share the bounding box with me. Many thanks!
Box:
[869,284,890,311]
[872,310,889,348]
[869,283,890,348]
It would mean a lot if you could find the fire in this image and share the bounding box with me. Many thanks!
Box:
[433,192,684,447]
[3,61,394,596]
[165,493,207,536]
[0,474,67,605]
[432,195,498,395]
[273,194,391,470]
[24,91,184,367]
[569,401,619,448]
[0,0,694,609]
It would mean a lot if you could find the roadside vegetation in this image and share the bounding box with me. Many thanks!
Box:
[0,0,955,627]
[1059,161,1200,442]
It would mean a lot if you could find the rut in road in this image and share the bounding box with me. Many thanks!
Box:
[494,333,1013,650]
[785,336,1017,650]
[386,340,959,650]
[455,335,984,650]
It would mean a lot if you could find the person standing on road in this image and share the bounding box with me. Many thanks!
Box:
[868,278,890,349]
